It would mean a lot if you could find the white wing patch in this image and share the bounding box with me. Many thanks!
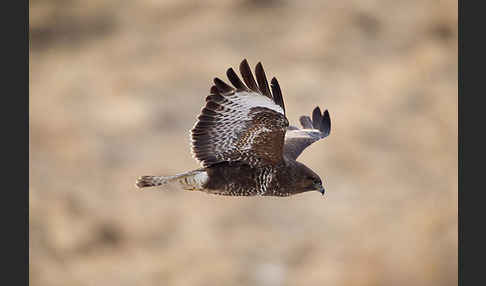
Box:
[285,129,323,139]
[191,59,289,167]
[228,91,284,115]
[191,90,288,167]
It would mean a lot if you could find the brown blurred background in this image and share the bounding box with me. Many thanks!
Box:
[30,0,457,285]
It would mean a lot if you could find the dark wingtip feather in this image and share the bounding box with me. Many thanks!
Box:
[205,93,225,103]
[226,68,247,91]
[205,101,224,112]
[213,77,234,95]
[299,116,313,129]
[210,85,220,96]
[310,107,331,136]
[239,59,259,93]
[271,77,285,114]
[255,62,273,99]
[322,109,331,136]
[312,106,323,131]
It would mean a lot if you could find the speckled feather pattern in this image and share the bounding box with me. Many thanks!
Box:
[191,87,288,167]
[137,59,330,197]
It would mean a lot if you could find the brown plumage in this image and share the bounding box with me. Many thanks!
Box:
[136,59,331,197]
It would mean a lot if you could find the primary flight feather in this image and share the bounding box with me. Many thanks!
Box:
[136,59,331,196]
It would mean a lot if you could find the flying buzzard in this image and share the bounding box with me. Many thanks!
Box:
[136,59,331,196]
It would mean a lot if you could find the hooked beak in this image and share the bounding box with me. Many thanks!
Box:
[314,182,325,196]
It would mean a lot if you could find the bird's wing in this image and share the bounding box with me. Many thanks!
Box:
[283,107,331,160]
[191,59,288,167]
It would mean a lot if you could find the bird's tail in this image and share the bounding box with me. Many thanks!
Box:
[135,169,208,191]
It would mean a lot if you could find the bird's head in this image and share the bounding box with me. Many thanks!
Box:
[293,162,325,195]
[304,173,325,195]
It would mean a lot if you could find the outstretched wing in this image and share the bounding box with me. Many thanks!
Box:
[283,107,331,160]
[191,59,288,168]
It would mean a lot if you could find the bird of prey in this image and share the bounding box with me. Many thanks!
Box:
[136,59,331,196]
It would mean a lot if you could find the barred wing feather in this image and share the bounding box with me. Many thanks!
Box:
[191,59,288,167]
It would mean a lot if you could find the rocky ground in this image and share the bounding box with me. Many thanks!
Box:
[30,0,457,285]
